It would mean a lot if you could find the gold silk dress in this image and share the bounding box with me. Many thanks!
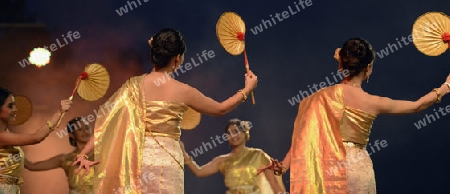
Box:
[93,75,189,194]
[141,101,188,194]
[0,146,24,194]
[289,84,377,194]
[219,148,286,194]
[63,152,95,194]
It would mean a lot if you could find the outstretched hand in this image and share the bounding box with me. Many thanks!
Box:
[257,158,287,175]
[72,156,100,176]
[271,159,287,175]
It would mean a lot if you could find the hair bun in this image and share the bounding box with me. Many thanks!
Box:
[338,38,375,77]
[149,28,186,69]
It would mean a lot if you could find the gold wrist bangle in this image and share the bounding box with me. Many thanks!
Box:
[432,88,442,103]
[238,90,247,102]
[46,120,55,131]
[76,153,89,160]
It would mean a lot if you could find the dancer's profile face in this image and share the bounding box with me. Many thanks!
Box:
[0,95,16,122]
[226,125,245,146]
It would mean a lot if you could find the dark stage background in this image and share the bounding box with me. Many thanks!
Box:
[1,0,450,193]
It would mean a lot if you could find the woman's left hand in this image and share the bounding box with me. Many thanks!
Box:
[72,156,100,176]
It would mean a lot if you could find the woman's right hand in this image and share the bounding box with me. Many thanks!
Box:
[245,70,258,91]
[60,99,72,113]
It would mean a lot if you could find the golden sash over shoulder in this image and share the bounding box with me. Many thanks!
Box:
[94,75,147,194]
[289,84,347,194]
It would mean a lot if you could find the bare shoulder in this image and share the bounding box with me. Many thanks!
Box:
[177,81,194,92]
[364,91,387,104]
[362,91,391,114]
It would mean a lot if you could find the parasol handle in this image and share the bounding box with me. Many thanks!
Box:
[55,76,82,128]
[55,96,73,128]
[244,50,256,105]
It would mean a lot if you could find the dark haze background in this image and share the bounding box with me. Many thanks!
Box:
[1,0,449,193]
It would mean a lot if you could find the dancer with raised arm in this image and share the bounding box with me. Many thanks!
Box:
[72,28,258,194]
[266,38,450,194]
[181,118,285,194]
[25,117,94,194]
[0,87,72,193]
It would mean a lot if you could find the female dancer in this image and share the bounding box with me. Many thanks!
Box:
[0,87,72,193]
[25,117,94,194]
[269,38,450,193]
[181,118,286,194]
[72,28,258,194]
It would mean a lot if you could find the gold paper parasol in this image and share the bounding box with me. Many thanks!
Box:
[55,63,110,127]
[180,107,201,130]
[412,12,450,56]
[8,95,33,126]
[216,12,256,104]
[77,63,110,101]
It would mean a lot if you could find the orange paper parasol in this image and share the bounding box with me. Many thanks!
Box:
[216,12,256,104]
[55,63,110,127]
[180,107,201,130]
[412,12,450,56]
[8,95,33,126]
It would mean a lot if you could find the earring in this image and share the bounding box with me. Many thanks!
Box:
[366,75,370,83]
[70,138,76,146]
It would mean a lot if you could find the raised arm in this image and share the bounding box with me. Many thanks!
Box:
[0,99,72,147]
[373,77,450,115]
[184,70,258,116]
[180,141,221,177]
[25,153,68,171]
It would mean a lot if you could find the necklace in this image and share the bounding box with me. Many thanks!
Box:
[344,83,361,88]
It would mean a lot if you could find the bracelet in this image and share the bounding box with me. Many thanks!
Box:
[238,90,247,102]
[76,153,89,160]
[432,88,442,103]
[46,120,55,131]
[444,82,450,90]
[273,162,288,176]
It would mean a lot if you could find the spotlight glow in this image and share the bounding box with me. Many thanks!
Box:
[28,48,51,67]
